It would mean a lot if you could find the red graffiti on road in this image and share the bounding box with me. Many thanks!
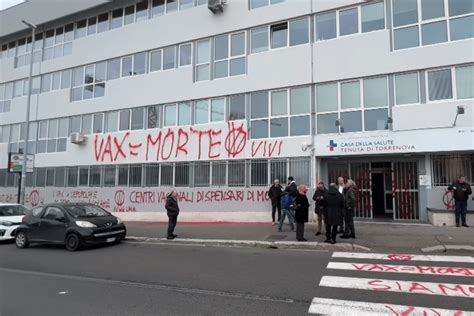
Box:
[384,305,465,316]
[352,263,474,276]
[387,254,414,261]
[368,279,474,297]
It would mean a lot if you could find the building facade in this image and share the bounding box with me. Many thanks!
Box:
[0,0,473,223]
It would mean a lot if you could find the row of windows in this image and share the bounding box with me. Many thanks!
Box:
[432,154,474,186]
[0,157,310,188]
[2,0,288,68]
[1,0,209,66]
[1,63,472,152]
[392,0,474,50]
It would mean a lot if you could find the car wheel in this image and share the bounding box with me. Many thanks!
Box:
[65,233,82,251]
[15,231,29,249]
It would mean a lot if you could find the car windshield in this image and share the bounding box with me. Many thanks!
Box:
[65,205,109,218]
[0,205,28,216]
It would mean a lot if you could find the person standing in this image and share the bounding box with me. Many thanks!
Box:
[312,181,327,236]
[268,179,283,225]
[165,190,180,240]
[341,179,357,239]
[294,185,310,242]
[323,183,344,244]
[284,176,298,198]
[278,192,295,232]
[448,176,472,227]
[337,177,346,233]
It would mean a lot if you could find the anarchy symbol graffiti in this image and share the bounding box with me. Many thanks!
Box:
[115,190,126,207]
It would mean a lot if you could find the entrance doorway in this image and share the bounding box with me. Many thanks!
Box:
[327,160,419,220]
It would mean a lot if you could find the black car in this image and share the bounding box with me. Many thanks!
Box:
[15,203,126,251]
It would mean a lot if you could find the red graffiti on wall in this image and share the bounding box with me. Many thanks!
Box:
[93,124,287,163]
[29,190,41,207]
[443,190,455,210]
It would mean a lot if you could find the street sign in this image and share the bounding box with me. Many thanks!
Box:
[8,153,34,173]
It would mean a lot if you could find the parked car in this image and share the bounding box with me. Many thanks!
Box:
[0,203,29,241]
[15,203,126,251]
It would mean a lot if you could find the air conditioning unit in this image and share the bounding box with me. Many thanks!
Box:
[208,0,224,14]
[70,132,87,145]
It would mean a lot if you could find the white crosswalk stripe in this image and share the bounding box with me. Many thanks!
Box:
[309,252,474,315]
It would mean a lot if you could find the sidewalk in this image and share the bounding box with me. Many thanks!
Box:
[124,221,474,254]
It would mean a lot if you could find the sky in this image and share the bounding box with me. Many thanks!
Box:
[0,0,25,11]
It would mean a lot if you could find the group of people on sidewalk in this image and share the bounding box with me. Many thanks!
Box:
[268,176,358,243]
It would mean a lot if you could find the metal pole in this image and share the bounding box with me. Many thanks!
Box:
[19,20,37,205]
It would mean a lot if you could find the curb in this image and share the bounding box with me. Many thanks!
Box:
[421,245,474,253]
[125,236,372,251]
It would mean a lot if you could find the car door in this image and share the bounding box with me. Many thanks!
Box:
[36,207,68,243]
[26,206,46,241]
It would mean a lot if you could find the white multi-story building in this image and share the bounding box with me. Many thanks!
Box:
[0,0,473,224]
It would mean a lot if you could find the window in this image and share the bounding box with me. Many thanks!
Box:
[160,164,173,186]
[119,110,130,131]
[395,72,420,105]
[82,114,92,135]
[290,86,311,136]
[251,160,268,186]
[228,160,246,186]
[71,63,106,101]
[195,100,209,124]
[341,81,360,109]
[317,83,338,112]
[163,46,176,70]
[131,108,145,130]
[87,17,97,36]
[164,104,177,126]
[111,8,124,29]
[180,0,194,10]
[103,166,116,187]
[365,109,389,131]
[251,91,268,119]
[175,163,189,187]
[432,154,473,186]
[271,23,288,49]
[194,162,210,187]
[364,77,388,108]
[98,13,109,33]
[145,164,160,187]
[152,0,165,17]
[393,0,418,27]
[362,2,385,32]
[211,98,225,122]
[251,0,267,9]
[179,43,192,67]
[134,52,147,75]
[118,165,129,186]
[122,56,133,77]
[150,49,163,72]
[52,72,61,90]
[428,69,453,101]
[339,8,359,36]
[61,69,72,89]
[196,39,211,81]
[67,167,78,187]
[450,15,474,41]
[340,111,362,132]
[229,94,246,120]
[289,17,309,46]
[46,168,55,187]
[147,105,160,129]
[448,0,474,16]
[394,25,419,49]
[316,12,337,41]
[421,21,447,45]
[456,65,474,99]
[89,166,102,187]
[55,167,66,187]
[178,102,192,125]
[422,0,445,20]
[136,0,149,22]
[108,58,121,80]
[106,111,119,133]
[214,33,246,79]
[210,162,226,186]
[290,157,310,187]
[125,5,135,25]
[251,26,268,53]
[166,0,178,13]
[93,113,104,133]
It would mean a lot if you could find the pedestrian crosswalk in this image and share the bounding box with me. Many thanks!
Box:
[308,252,474,315]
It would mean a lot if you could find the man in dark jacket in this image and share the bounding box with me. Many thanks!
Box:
[448,176,472,227]
[284,176,298,199]
[268,179,283,225]
[294,185,310,242]
[312,181,327,236]
[165,190,180,240]
[341,179,357,239]
[323,183,344,244]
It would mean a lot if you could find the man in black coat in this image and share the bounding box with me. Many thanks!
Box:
[165,190,180,240]
[284,176,298,199]
[294,185,310,242]
[323,183,344,244]
[341,179,357,239]
[312,181,327,236]
[448,176,472,227]
[268,179,283,225]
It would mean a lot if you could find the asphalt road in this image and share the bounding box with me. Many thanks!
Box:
[0,240,473,315]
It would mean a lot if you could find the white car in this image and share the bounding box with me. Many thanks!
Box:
[0,203,28,241]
